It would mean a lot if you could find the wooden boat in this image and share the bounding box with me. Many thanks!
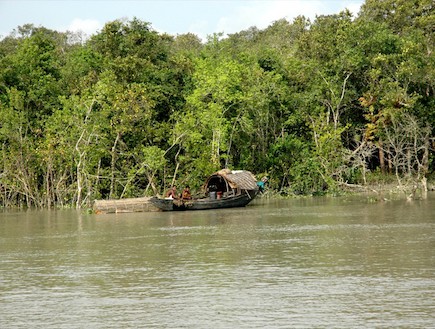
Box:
[150,169,259,211]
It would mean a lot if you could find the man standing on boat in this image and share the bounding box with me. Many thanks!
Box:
[257,177,268,193]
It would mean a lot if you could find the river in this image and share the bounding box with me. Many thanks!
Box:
[1,194,434,328]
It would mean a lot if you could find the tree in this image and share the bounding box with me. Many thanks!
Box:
[45,95,107,207]
[173,56,238,182]
[0,88,42,207]
[381,112,432,198]
[360,0,435,36]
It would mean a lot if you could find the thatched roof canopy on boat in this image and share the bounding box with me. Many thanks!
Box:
[204,169,258,192]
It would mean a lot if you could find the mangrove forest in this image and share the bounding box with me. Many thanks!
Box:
[0,0,434,208]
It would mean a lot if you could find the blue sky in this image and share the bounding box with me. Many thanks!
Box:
[0,0,364,40]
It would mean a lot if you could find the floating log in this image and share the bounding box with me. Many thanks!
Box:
[93,197,159,214]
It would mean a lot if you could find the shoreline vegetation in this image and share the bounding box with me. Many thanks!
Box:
[260,177,435,200]
[1,0,434,209]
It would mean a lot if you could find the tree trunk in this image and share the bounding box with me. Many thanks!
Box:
[110,133,120,199]
[378,139,385,173]
[421,137,430,199]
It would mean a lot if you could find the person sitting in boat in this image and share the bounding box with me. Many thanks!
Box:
[181,185,192,200]
[165,186,178,199]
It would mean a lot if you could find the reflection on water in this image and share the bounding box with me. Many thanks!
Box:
[1,194,434,328]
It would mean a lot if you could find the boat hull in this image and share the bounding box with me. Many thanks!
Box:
[150,190,258,211]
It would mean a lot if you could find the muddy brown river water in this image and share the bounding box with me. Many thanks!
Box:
[1,194,434,328]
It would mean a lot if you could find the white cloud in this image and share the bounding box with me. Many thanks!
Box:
[345,2,363,17]
[67,18,102,36]
[187,20,211,41]
[213,0,363,37]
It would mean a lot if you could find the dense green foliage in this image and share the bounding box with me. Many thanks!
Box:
[1,1,434,207]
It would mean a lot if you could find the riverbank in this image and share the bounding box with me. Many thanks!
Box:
[260,178,435,202]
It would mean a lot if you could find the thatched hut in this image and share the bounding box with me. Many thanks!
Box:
[203,169,258,198]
